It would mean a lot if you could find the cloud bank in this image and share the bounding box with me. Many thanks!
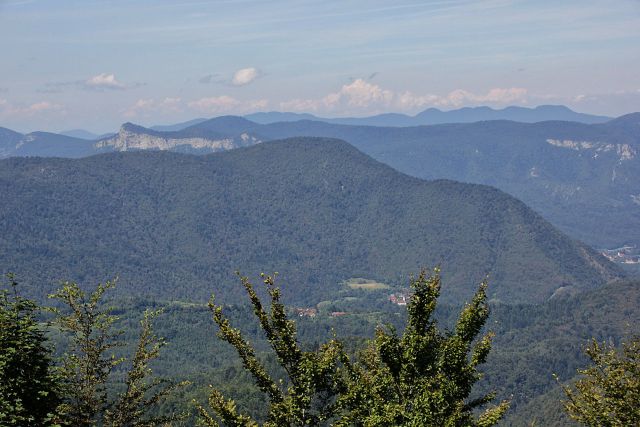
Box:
[280,79,530,114]
[0,99,65,117]
[123,95,268,118]
[39,73,140,93]
[123,97,182,118]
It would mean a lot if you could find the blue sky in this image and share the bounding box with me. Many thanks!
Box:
[1,0,639,132]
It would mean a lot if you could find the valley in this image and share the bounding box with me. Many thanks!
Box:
[3,2,639,425]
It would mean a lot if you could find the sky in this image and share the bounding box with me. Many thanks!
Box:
[0,0,639,133]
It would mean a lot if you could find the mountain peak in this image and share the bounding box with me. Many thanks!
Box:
[0,135,621,305]
[533,104,573,112]
[120,122,150,133]
[606,112,640,125]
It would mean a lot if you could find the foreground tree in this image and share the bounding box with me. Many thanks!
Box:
[50,280,187,426]
[559,336,640,426]
[336,268,509,426]
[197,273,348,426]
[104,309,189,427]
[0,274,61,426]
[199,269,508,426]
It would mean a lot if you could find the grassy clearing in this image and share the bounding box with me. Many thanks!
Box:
[345,278,390,291]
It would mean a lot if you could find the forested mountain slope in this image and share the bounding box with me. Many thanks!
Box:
[65,277,639,426]
[2,113,638,251]
[0,138,619,304]
[0,127,95,158]
[238,114,640,249]
[152,113,639,250]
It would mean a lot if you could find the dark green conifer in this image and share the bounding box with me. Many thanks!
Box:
[50,280,187,426]
[0,274,61,426]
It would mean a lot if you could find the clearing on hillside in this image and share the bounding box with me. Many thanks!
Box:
[345,278,390,291]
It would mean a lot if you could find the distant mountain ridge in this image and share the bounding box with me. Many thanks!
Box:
[150,117,208,132]
[0,127,96,158]
[59,129,115,140]
[245,105,611,126]
[0,105,615,159]
[58,112,637,250]
[5,104,606,146]
[240,113,640,249]
[0,137,620,305]
[1,110,638,250]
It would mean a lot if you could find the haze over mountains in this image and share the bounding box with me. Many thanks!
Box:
[33,105,611,142]
[1,99,637,427]
[59,129,115,140]
[245,105,611,127]
[3,1,639,425]
[0,137,620,305]
[242,113,640,250]
[1,105,638,253]
[1,134,631,425]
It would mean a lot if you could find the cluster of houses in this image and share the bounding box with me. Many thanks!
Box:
[388,292,411,306]
[294,307,318,318]
[601,245,640,264]
[293,290,414,319]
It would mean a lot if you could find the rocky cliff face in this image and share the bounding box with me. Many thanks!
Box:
[546,138,636,161]
[94,124,261,152]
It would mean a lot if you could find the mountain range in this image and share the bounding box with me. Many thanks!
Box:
[245,105,611,127]
[43,105,610,141]
[59,129,115,140]
[1,108,638,251]
[235,113,640,250]
[0,137,620,305]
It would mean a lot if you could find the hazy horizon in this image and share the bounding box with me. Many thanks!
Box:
[1,0,639,133]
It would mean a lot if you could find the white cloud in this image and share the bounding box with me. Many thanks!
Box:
[188,95,238,111]
[124,95,268,119]
[85,73,126,90]
[160,97,182,109]
[231,67,259,86]
[188,95,268,114]
[395,91,440,110]
[422,87,528,108]
[564,89,640,116]
[473,87,528,104]
[25,101,60,113]
[0,99,65,117]
[123,97,183,118]
[279,98,322,112]
[278,80,529,114]
[123,99,154,118]
[38,74,142,93]
[329,79,394,108]
[280,79,394,113]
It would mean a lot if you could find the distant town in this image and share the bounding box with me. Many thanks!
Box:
[293,289,414,319]
[601,245,640,264]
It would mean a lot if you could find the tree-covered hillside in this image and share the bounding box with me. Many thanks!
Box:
[35,275,640,426]
[245,113,640,249]
[3,113,639,251]
[0,138,619,305]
